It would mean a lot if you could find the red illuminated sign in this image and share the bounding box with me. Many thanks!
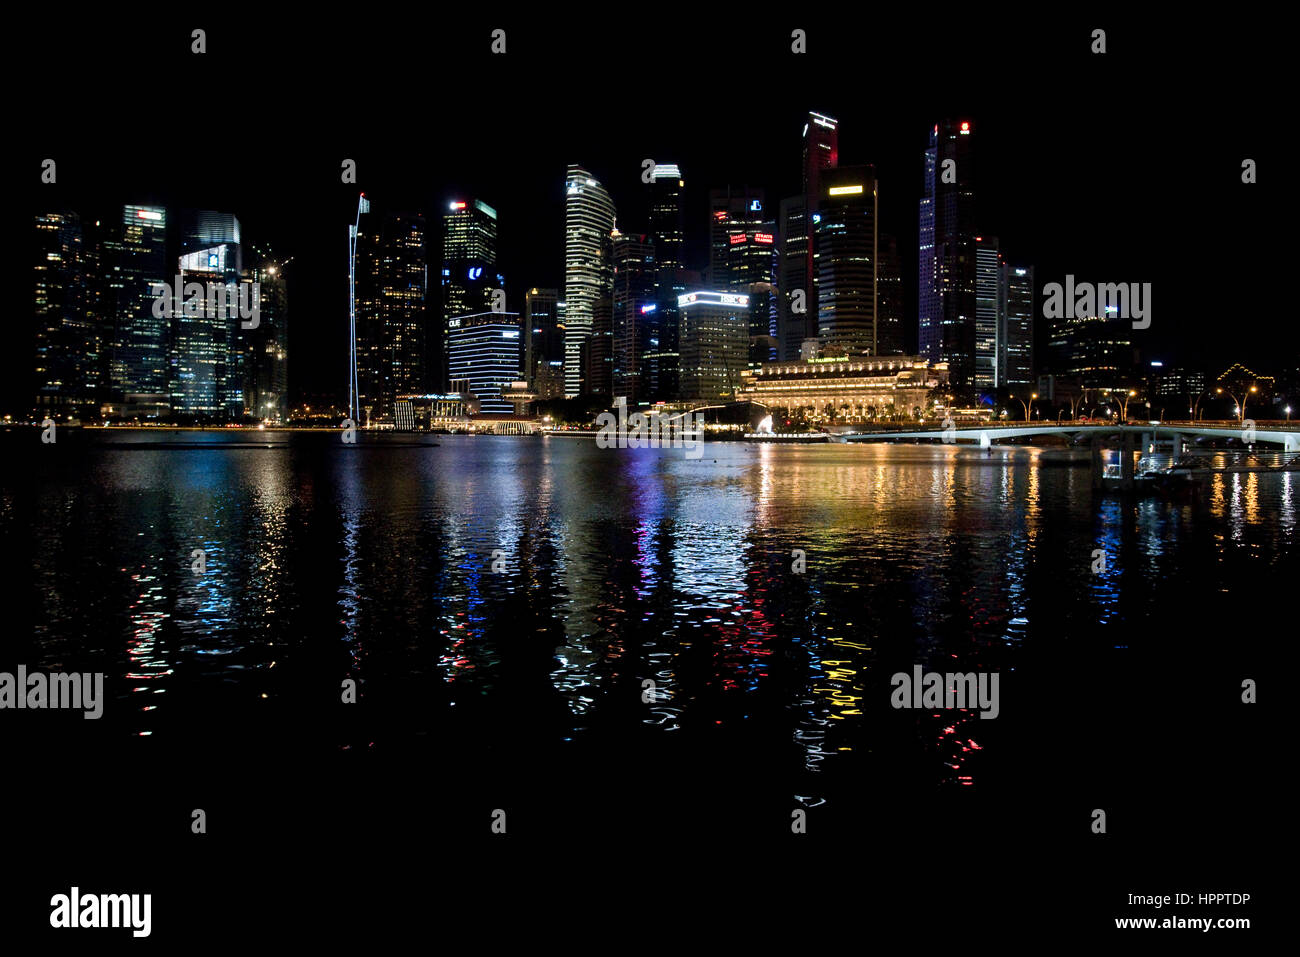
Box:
[729,234,746,244]
[754,233,773,244]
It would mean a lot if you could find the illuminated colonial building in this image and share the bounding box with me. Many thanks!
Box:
[737,354,950,423]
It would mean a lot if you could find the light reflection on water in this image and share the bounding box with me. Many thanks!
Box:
[3,430,1293,797]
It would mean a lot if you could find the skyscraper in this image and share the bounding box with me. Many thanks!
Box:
[171,210,243,418]
[918,119,977,391]
[1046,311,1135,391]
[447,311,522,414]
[778,111,839,362]
[564,165,615,398]
[525,287,562,399]
[171,231,242,418]
[244,254,288,423]
[778,195,813,360]
[814,165,878,356]
[648,164,685,402]
[357,211,428,424]
[721,220,778,368]
[111,205,169,407]
[803,111,840,217]
[441,198,498,390]
[707,185,765,287]
[974,236,1001,391]
[33,211,96,417]
[648,165,684,276]
[876,233,905,356]
[999,264,1035,388]
[611,231,656,405]
[678,291,749,401]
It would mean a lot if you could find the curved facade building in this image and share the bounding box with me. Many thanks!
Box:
[563,165,615,398]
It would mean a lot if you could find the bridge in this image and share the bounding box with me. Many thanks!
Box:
[836,422,1300,490]
[839,423,1300,453]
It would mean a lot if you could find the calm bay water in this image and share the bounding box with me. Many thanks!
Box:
[2,429,1292,834]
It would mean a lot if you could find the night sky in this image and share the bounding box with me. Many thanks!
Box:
[10,12,1286,409]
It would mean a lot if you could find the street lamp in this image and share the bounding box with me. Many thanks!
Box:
[1191,389,1213,421]
[1012,392,1037,421]
[1216,384,1257,424]
[1114,389,1136,422]
[348,192,371,425]
[1067,388,1090,421]
[1287,405,1293,422]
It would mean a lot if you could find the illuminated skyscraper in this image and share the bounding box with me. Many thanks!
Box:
[648,164,685,401]
[919,119,977,391]
[648,165,684,275]
[33,211,96,417]
[678,290,750,401]
[110,205,169,406]
[708,185,765,288]
[876,233,905,356]
[778,111,839,362]
[815,166,878,356]
[611,231,656,405]
[778,195,812,360]
[170,210,243,418]
[803,111,840,216]
[171,230,242,418]
[975,236,1001,391]
[999,264,1035,387]
[721,221,778,368]
[244,254,288,423]
[357,211,428,424]
[447,311,522,413]
[525,287,563,399]
[564,165,615,398]
[441,198,498,390]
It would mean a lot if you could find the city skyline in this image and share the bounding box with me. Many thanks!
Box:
[12,17,1289,421]
[5,13,1285,945]
[19,113,1294,422]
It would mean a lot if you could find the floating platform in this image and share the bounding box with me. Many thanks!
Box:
[743,432,831,443]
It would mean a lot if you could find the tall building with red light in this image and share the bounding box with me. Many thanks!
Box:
[918,118,978,391]
[722,220,778,368]
[441,198,498,390]
[779,111,839,361]
[803,111,839,214]
[707,185,765,288]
